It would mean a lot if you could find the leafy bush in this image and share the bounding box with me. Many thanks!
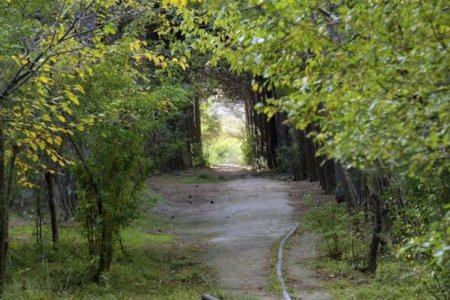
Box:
[303,196,368,267]
[274,145,301,175]
[241,131,265,169]
[399,209,450,299]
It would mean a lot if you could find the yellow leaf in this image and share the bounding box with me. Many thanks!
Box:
[130,40,141,51]
[57,115,66,123]
[30,143,38,151]
[65,91,80,105]
[54,136,62,146]
[39,76,50,84]
[75,84,85,94]
[162,0,188,7]
[37,87,47,96]
[38,141,46,150]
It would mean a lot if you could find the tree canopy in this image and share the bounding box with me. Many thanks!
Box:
[0,0,448,298]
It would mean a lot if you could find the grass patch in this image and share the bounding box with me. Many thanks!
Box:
[5,220,217,299]
[267,238,283,296]
[120,227,173,246]
[318,257,431,299]
[178,173,227,184]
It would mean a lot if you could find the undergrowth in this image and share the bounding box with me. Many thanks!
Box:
[6,219,215,299]
[302,194,435,300]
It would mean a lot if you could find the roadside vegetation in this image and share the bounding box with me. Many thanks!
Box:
[0,0,448,299]
[302,194,448,299]
[6,210,215,299]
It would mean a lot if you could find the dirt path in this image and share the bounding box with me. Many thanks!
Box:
[149,167,331,299]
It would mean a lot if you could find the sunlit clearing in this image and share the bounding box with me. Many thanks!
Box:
[201,93,246,166]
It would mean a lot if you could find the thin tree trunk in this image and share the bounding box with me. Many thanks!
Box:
[6,145,18,208]
[296,130,309,180]
[0,123,8,294]
[35,193,43,245]
[367,193,382,273]
[45,172,59,250]
[96,223,113,282]
[303,125,320,181]
[337,163,359,209]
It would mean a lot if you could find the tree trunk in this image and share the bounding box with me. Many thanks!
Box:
[295,130,309,180]
[35,193,43,245]
[305,137,319,181]
[367,193,382,273]
[56,168,77,221]
[320,159,336,195]
[336,163,359,209]
[45,172,59,250]
[96,221,113,282]
[6,145,18,208]
[0,123,8,294]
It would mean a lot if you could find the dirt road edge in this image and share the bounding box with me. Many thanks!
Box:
[276,222,300,300]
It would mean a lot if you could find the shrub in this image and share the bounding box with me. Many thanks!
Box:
[303,197,368,267]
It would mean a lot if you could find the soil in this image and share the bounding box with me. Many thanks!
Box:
[148,166,332,299]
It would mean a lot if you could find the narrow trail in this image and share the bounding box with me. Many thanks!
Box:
[149,167,331,300]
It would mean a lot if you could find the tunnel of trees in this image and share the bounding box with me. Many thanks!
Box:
[0,0,448,298]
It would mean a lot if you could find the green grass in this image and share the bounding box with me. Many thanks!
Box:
[5,219,216,299]
[267,238,283,296]
[317,258,432,299]
[178,173,227,184]
[6,208,254,300]
[308,247,434,299]
[120,227,173,246]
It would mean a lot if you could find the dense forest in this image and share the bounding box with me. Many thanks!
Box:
[0,0,448,299]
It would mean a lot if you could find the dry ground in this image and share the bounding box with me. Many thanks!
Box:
[148,166,332,299]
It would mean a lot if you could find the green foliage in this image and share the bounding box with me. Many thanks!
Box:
[320,258,430,300]
[176,0,450,178]
[201,99,246,166]
[305,193,449,299]
[200,100,222,148]
[208,137,244,166]
[398,209,450,299]
[146,83,196,172]
[274,145,301,175]
[241,130,265,170]
[5,223,215,299]
[304,199,367,263]
[173,2,450,295]
[72,54,154,276]
[385,172,450,298]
